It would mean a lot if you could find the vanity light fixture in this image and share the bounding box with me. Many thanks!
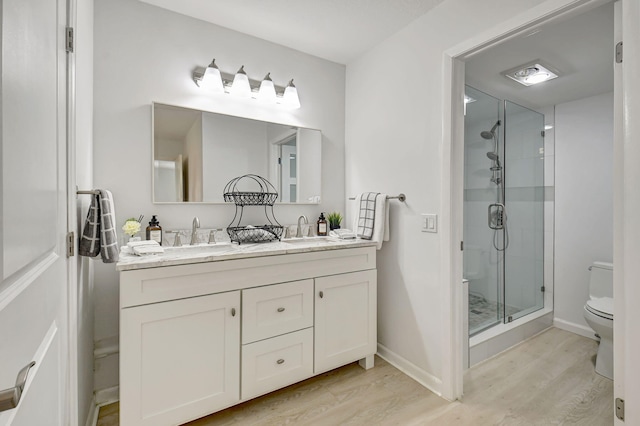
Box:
[282,80,301,109]
[192,59,301,108]
[503,61,559,86]
[198,59,224,92]
[231,65,252,98]
[257,73,277,103]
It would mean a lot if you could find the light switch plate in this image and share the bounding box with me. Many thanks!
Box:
[421,214,437,233]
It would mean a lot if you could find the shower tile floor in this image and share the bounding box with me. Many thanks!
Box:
[469,293,520,335]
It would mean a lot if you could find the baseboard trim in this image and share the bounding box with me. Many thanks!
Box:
[95,385,119,406]
[85,395,99,426]
[94,336,119,359]
[376,344,442,396]
[553,318,598,340]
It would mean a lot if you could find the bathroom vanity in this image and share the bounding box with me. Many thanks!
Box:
[117,239,377,426]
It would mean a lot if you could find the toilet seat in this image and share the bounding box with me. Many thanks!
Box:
[586,297,613,320]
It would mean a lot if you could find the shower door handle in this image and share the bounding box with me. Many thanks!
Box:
[488,203,505,230]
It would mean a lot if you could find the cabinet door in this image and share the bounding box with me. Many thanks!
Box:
[314,270,377,373]
[120,291,240,426]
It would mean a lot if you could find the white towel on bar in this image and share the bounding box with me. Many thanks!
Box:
[352,192,389,250]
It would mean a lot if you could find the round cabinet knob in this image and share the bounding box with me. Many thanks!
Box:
[277,359,285,365]
[277,307,285,313]
[319,291,324,298]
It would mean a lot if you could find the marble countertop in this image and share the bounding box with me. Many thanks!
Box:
[116,237,377,271]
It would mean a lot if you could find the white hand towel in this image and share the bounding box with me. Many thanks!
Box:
[127,240,160,248]
[132,244,165,256]
[372,193,389,250]
[351,193,389,250]
[126,240,164,255]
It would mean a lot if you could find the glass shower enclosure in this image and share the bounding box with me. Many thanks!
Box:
[464,86,545,336]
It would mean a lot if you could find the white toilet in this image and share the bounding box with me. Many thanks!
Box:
[583,261,614,380]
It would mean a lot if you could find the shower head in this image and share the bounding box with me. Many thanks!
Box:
[481,120,501,140]
[487,151,502,168]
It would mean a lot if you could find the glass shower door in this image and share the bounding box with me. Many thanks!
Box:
[503,101,545,321]
[463,86,504,335]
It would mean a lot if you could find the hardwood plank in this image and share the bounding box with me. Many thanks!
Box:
[97,327,613,426]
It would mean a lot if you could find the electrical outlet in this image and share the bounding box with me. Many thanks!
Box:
[421,214,437,233]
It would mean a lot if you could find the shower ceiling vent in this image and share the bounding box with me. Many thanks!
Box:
[502,61,560,86]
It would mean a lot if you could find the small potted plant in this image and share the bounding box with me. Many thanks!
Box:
[327,212,343,230]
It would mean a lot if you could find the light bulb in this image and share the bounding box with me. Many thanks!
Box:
[200,59,224,92]
[231,65,252,98]
[258,73,277,103]
[282,79,300,109]
[525,72,551,85]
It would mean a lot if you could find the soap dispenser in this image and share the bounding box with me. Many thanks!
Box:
[317,212,328,236]
[146,215,163,245]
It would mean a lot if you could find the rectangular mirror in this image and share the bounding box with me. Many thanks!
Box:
[153,103,322,204]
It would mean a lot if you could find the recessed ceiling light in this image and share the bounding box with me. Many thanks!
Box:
[503,61,560,86]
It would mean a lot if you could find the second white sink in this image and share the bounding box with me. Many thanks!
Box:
[281,237,333,246]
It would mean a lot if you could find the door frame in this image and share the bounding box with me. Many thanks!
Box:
[66,0,79,423]
[441,0,618,403]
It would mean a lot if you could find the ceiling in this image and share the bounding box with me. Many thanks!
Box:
[141,0,613,109]
[138,0,445,64]
[465,3,614,110]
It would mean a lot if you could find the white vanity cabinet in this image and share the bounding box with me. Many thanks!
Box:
[119,245,376,426]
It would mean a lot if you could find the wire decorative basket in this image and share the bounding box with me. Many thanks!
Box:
[226,225,284,244]
[223,174,283,244]
[223,191,278,206]
[223,175,279,206]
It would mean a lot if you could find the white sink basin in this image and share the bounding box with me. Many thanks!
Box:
[281,237,333,246]
[164,243,236,254]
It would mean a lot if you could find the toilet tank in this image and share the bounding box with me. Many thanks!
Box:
[589,261,613,299]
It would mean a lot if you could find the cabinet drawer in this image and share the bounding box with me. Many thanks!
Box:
[242,280,313,344]
[241,328,313,400]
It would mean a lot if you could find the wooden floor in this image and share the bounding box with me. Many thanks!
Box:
[97,327,613,425]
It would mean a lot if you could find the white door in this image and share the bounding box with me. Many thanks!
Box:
[616,0,640,423]
[0,0,71,424]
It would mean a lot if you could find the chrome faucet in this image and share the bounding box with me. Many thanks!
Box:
[296,215,308,238]
[170,230,182,247]
[191,217,200,245]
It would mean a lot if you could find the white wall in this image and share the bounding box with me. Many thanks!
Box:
[92,0,346,393]
[554,91,614,337]
[345,0,550,394]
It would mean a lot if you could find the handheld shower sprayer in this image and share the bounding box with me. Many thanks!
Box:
[481,120,501,140]
[486,151,501,166]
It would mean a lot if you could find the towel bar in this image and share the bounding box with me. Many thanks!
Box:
[77,189,100,195]
[349,193,406,202]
